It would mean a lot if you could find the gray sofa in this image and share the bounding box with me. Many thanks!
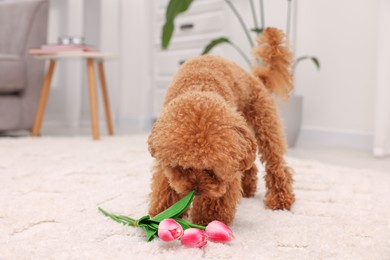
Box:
[0,0,48,132]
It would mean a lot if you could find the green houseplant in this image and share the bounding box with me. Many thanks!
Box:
[161,0,320,146]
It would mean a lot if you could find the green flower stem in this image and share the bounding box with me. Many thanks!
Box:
[230,42,252,68]
[225,0,254,47]
[286,0,292,42]
[174,217,206,230]
[249,0,259,30]
[98,207,137,226]
[259,0,265,29]
[188,223,206,230]
[98,190,206,241]
[151,191,195,222]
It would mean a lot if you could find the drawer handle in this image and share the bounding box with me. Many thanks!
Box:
[180,23,194,30]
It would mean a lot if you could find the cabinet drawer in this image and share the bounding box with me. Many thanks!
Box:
[156,32,224,50]
[155,11,223,44]
[155,48,223,78]
[155,49,200,77]
[155,0,222,16]
[152,87,167,118]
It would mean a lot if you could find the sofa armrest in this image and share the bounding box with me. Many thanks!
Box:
[20,0,49,129]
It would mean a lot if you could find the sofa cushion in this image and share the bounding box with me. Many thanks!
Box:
[0,95,21,131]
[0,54,25,94]
[0,0,42,55]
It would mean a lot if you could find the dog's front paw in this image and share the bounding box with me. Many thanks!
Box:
[241,166,258,198]
[264,190,295,210]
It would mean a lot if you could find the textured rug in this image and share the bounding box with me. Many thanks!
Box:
[0,135,389,260]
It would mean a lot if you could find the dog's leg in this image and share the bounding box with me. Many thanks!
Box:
[191,177,241,225]
[148,162,184,217]
[241,164,258,198]
[245,90,295,210]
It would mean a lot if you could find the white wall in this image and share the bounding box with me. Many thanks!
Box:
[223,0,379,149]
[44,0,152,134]
[118,0,153,132]
[220,0,295,69]
[43,0,382,148]
[294,0,379,148]
[45,0,84,129]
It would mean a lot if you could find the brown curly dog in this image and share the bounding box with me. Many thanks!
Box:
[148,28,295,226]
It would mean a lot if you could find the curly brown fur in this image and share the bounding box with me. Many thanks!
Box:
[148,27,295,225]
[241,164,258,198]
[253,27,293,99]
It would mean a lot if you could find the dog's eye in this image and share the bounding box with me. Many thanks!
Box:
[179,167,193,173]
[175,166,191,171]
[204,169,214,177]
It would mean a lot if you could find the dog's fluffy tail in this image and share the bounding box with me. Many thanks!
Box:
[252,27,293,99]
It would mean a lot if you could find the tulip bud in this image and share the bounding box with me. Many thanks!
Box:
[158,218,184,242]
[205,220,234,243]
[180,228,208,248]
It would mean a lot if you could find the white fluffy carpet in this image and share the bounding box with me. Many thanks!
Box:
[0,135,389,260]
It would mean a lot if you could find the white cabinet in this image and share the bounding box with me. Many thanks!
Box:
[151,0,224,118]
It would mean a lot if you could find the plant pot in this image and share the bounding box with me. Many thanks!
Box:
[276,95,303,148]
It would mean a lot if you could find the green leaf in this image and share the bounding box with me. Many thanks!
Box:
[201,37,231,55]
[114,215,137,226]
[137,215,151,225]
[145,222,159,230]
[310,57,321,70]
[145,227,158,241]
[151,191,195,222]
[138,215,160,230]
[165,0,193,19]
[201,38,251,67]
[294,56,320,71]
[98,207,136,226]
[162,21,174,50]
[173,218,192,230]
[173,217,206,230]
[162,0,194,49]
[251,27,263,34]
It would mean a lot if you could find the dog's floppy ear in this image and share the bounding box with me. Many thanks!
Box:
[233,126,257,171]
[148,134,155,157]
[147,91,257,173]
[148,121,160,158]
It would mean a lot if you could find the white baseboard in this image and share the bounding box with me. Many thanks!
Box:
[42,117,153,135]
[298,126,373,150]
[115,116,153,134]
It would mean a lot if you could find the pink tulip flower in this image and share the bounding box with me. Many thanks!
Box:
[180,228,208,248]
[158,218,184,242]
[205,220,234,243]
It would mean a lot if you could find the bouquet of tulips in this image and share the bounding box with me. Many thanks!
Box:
[98,191,234,248]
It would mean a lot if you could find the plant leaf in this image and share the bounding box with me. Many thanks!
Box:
[162,21,174,50]
[251,27,263,34]
[98,208,159,242]
[201,37,231,55]
[172,217,206,230]
[145,227,158,241]
[98,207,136,226]
[310,57,321,70]
[162,0,194,49]
[173,218,192,230]
[151,191,195,222]
[294,56,320,71]
[165,0,193,19]
[201,38,251,67]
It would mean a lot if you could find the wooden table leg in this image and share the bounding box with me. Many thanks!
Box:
[97,61,114,135]
[32,60,56,137]
[86,58,100,140]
